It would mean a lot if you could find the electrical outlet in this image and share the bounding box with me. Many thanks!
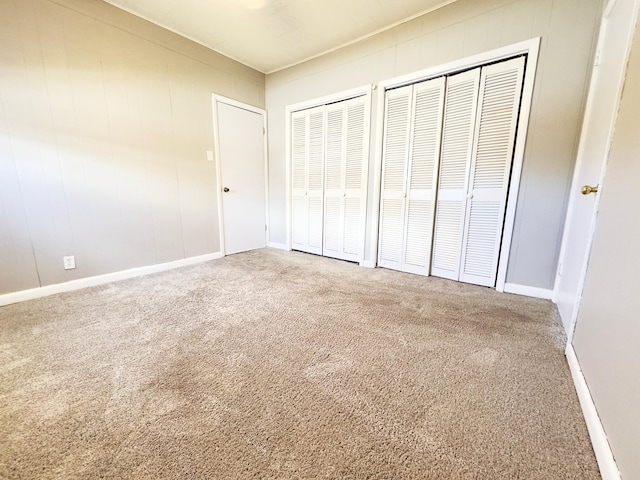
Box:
[63,255,76,270]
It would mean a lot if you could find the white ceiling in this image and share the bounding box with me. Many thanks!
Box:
[103,0,457,74]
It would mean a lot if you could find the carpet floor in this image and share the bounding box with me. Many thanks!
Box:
[0,248,599,479]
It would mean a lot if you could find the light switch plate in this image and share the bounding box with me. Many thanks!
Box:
[206,150,214,162]
[63,255,76,270]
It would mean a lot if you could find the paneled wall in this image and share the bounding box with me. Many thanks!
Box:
[266,0,604,290]
[0,0,265,294]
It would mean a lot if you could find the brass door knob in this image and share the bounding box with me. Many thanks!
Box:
[223,187,230,193]
[581,185,598,195]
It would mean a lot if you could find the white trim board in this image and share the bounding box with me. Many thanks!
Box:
[369,38,541,290]
[286,85,374,113]
[503,283,553,300]
[0,252,224,307]
[566,345,621,480]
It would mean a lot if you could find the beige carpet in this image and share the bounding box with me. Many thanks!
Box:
[0,249,599,479]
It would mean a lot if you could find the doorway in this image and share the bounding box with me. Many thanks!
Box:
[376,52,532,288]
[554,0,638,337]
[370,39,540,291]
[213,95,268,255]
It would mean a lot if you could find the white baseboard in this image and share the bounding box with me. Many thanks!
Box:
[359,260,376,268]
[267,242,290,251]
[503,282,553,300]
[0,252,224,307]
[566,345,620,480]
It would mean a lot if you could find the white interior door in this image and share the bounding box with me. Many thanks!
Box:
[216,100,266,255]
[555,0,638,335]
[571,20,640,478]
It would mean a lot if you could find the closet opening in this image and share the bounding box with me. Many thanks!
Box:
[371,38,540,291]
[286,86,373,264]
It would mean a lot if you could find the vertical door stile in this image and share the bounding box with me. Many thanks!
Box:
[403,76,446,276]
[459,56,526,287]
[378,85,413,271]
[431,68,482,281]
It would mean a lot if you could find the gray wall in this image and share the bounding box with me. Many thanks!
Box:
[572,19,640,480]
[266,0,604,290]
[0,0,264,295]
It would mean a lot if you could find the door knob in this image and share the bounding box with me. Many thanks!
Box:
[581,185,598,195]
[223,187,230,193]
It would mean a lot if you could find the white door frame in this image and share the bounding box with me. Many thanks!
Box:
[212,94,269,256]
[370,38,540,291]
[284,84,374,257]
[554,0,639,344]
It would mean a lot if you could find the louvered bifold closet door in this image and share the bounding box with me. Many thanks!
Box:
[459,56,525,286]
[323,96,369,262]
[323,102,346,259]
[307,107,326,254]
[291,110,309,251]
[378,85,412,271]
[403,77,446,275]
[431,69,481,280]
[291,105,325,255]
[342,96,369,262]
